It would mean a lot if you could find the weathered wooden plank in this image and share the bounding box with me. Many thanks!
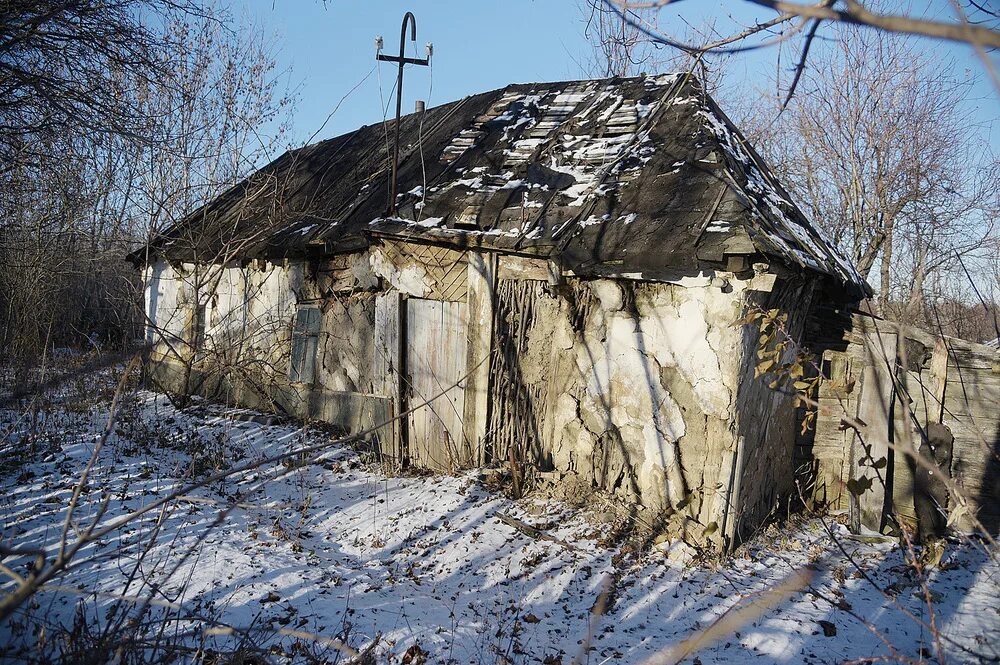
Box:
[852,317,994,353]
[943,386,1000,420]
[373,292,402,460]
[945,369,1000,387]
[890,335,921,530]
[813,426,849,444]
[905,369,999,426]
[440,300,469,460]
[308,390,392,435]
[406,297,469,470]
[947,422,1000,473]
[930,337,949,423]
[853,332,897,532]
[891,447,917,522]
[497,255,553,282]
[463,252,495,465]
[945,376,1000,402]
[407,298,433,464]
[809,314,999,533]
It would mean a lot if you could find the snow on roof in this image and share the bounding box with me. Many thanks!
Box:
[691,103,865,289]
[144,74,868,296]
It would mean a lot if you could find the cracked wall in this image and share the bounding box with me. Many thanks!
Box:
[314,294,375,394]
[492,274,755,544]
[145,248,814,547]
[143,257,378,423]
[144,259,295,375]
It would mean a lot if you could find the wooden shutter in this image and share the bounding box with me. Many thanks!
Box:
[290,306,321,384]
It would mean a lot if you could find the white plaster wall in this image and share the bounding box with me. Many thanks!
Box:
[245,263,296,356]
[210,267,249,340]
[641,281,745,413]
[143,261,186,353]
[544,276,749,523]
[577,302,689,507]
[576,280,741,506]
[143,259,296,374]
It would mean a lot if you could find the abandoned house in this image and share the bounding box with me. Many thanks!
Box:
[134,73,879,547]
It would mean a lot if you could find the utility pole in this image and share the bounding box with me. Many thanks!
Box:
[376,12,431,216]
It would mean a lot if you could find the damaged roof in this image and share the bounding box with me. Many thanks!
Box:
[141,74,868,295]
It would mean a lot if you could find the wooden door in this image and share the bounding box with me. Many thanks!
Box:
[406,298,468,469]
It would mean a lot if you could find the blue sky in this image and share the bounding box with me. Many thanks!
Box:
[241,0,601,143]
[238,0,998,150]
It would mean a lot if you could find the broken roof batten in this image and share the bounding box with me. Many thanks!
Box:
[139,73,869,297]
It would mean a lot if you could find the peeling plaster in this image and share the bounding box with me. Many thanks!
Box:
[145,259,295,376]
[369,248,432,297]
[349,253,379,291]
[576,301,688,508]
[635,285,742,421]
[145,247,787,545]
[588,279,626,311]
[317,296,375,394]
[143,262,185,346]
[537,277,750,516]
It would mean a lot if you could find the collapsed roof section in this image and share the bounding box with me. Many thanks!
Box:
[139,74,869,297]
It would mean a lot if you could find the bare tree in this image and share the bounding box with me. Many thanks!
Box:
[0,0,206,168]
[582,0,663,77]
[743,25,998,322]
[580,0,734,95]
[0,3,293,363]
[600,0,1000,99]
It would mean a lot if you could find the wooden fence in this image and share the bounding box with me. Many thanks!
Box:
[799,311,999,536]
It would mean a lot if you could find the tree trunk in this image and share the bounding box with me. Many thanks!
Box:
[878,217,895,314]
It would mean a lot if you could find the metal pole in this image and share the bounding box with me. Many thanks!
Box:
[389,13,416,215]
[376,14,429,215]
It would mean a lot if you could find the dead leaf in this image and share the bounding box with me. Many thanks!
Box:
[402,643,429,665]
[817,620,837,637]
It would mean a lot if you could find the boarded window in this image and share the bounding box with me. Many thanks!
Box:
[289,306,321,384]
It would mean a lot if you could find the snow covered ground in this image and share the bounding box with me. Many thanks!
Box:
[1,381,998,664]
